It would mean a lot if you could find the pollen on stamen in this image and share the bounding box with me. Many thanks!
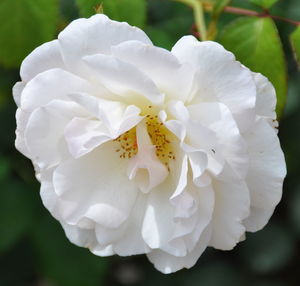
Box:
[114,128,138,159]
[144,111,176,170]
[114,108,176,171]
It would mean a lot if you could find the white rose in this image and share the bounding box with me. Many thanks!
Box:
[13,14,286,274]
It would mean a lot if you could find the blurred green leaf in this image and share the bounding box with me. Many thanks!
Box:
[76,0,146,28]
[32,214,107,286]
[240,223,294,273]
[250,0,279,9]
[0,181,35,252]
[0,0,59,68]
[290,26,300,68]
[219,16,287,118]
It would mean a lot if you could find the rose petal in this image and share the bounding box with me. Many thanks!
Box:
[52,143,138,229]
[172,37,256,132]
[58,14,152,77]
[243,118,286,231]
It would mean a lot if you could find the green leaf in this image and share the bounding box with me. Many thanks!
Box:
[76,0,146,28]
[219,17,287,118]
[0,0,59,68]
[250,0,278,9]
[290,26,300,68]
[32,214,108,286]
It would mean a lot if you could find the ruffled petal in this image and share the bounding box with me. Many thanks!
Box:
[20,69,97,111]
[147,226,211,274]
[142,155,188,256]
[112,40,192,101]
[24,100,87,169]
[52,143,138,229]
[83,54,164,105]
[58,14,152,76]
[95,192,151,256]
[20,40,65,82]
[64,118,111,158]
[142,149,214,257]
[172,37,256,132]
[15,108,31,157]
[64,95,143,158]
[188,102,248,180]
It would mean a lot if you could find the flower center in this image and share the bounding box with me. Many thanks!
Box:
[114,106,176,170]
[113,128,138,159]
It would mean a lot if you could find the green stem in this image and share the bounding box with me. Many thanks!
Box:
[194,1,207,40]
[203,3,300,26]
[173,0,207,40]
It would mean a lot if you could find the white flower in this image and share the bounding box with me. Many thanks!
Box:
[13,14,286,274]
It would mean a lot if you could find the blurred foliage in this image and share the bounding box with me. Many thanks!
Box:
[0,0,59,68]
[0,0,299,285]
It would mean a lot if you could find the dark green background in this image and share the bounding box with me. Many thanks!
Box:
[0,0,299,285]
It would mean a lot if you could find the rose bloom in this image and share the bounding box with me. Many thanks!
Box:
[13,14,286,273]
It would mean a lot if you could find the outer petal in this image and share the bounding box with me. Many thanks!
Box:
[209,179,250,250]
[243,118,286,231]
[95,192,151,256]
[20,40,65,82]
[253,72,277,128]
[112,192,151,255]
[52,143,138,229]
[147,226,211,274]
[24,100,87,168]
[15,108,31,157]
[58,14,152,76]
[12,82,25,107]
[61,223,115,256]
[172,37,256,132]
[111,40,192,101]
[20,69,98,111]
